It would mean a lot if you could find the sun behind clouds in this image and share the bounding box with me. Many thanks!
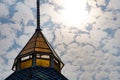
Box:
[60,0,90,27]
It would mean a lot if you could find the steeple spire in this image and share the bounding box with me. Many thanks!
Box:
[11,0,64,72]
[5,0,68,79]
[37,0,40,30]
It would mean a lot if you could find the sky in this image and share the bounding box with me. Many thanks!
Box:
[0,0,120,80]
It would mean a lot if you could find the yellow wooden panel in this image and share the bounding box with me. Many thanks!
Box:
[36,59,50,67]
[35,48,51,53]
[21,59,32,69]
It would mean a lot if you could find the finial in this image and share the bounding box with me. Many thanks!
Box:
[37,0,41,30]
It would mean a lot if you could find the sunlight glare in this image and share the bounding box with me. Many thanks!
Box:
[60,0,89,27]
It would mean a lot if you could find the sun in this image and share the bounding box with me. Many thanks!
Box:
[60,0,89,27]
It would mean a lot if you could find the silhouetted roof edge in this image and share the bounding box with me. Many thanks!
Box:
[6,66,68,80]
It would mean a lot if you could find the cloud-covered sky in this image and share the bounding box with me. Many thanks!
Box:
[0,0,120,80]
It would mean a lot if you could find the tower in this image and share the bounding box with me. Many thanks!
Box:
[5,0,68,80]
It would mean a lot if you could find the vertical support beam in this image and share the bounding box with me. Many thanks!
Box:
[32,54,36,67]
[16,58,20,71]
[58,61,60,72]
[50,54,54,68]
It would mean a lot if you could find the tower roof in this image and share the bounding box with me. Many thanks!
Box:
[6,0,68,79]
[12,0,64,72]
[17,29,62,61]
[12,29,64,71]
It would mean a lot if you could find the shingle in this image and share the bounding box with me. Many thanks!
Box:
[5,67,68,80]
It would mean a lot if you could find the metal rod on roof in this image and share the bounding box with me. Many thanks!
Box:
[37,0,40,30]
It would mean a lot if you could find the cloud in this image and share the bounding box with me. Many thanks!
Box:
[0,24,16,52]
[96,0,106,6]
[109,71,120,80]
[0,0,120,80]
[40,3,62,24]
[107,0,120,9]
[11,2,34,25]
[80,71,93,80]
[24,0,36,8]
[2,0,16,5]
[0,3,9,17]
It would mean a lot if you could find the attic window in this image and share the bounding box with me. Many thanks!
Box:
[21,55,31,61]
[36,54,41,58]
[41,55,49,59]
